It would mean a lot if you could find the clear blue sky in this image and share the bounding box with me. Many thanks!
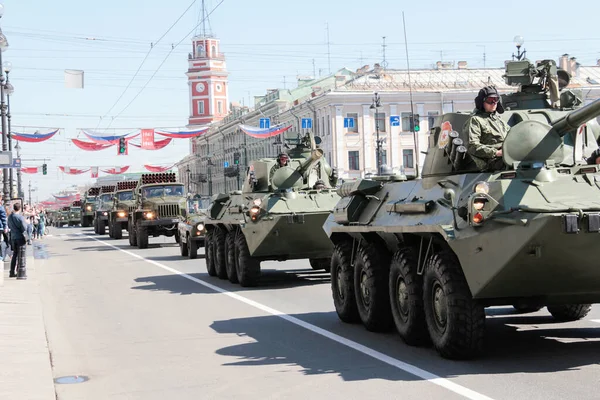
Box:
[4,0,600,200]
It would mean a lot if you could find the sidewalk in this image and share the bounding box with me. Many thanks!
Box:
[0,246,57,400]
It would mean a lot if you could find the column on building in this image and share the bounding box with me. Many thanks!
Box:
[389,104,400,170]
[362,105,373,176]
[334,106,345,174]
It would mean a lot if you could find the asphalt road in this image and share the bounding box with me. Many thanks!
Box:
[37,227,600,400]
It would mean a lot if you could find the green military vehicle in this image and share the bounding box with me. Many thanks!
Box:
[108,180,137,239]
[128,172,186,249]
[204,132,340,287]
[323,58,600,360]
[94,185,116,235]
[81,187,100,227]
[54,206,69,227]
[177,196,211,259]
[68,200,82,227]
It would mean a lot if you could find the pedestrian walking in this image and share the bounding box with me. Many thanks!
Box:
[7,202,29,279]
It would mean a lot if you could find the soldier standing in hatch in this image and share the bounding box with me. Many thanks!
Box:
[465,85,510,171]
[269,153,290,179]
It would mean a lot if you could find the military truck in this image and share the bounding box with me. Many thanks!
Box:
[69,200,82,227]
[93,185,116,235]
[54,206,69,227]
[108,180,137,239]
[128,172,186,249]
[323,58,600,360]
[81,186,100,227]
[203,132,340,287]
[177,196,211,259]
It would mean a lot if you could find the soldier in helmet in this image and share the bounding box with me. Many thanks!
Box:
[270,153,290,180]
[313,179,326,190]
[464,85,509,171]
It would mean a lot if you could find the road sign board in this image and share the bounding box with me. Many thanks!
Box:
[301,118,313,129]
[343,118,355,129]
[224,161,229,168]
[11,157,21,168]
[259,118,270,129]
[0,151,13,168]
[390,115,400,127]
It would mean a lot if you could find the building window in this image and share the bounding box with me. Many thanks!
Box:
[375,149,387,166]
[348,151,360,170]
[401,112,412,131]
[428,111,440,128]
[217,101,223,114]
[403,149,414,168]
[346,112,358,132]
[375,112,386,132]
[196,44,205,57]
[211,45,217,57]
[197,101,205,115]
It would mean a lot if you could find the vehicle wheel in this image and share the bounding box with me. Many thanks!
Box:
[175,230,180,244]
[113,223,122,239]
[180,233,188,257]
[309,258,331,273]
[512,304,542,313]
[389,248,428,346]
[213,227,228,279]
[108,221,114,239]
[93,219,98,234]
[423,251,485,360]
[137,223,148,249]
[225,231,239,283]
[188,235,198,259]
[547,304,592,322]
[353,242,393,332]
[331,240,359,323]
[128,221,137,246]
[205,230,217,277]
[98,220,106,235]
[234,232,260,287]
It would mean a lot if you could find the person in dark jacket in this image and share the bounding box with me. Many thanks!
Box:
[0,196,8,259]
[7,202,28,279]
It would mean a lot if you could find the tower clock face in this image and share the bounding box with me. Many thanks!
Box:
[216,84,223,92]
[195,82,205,93]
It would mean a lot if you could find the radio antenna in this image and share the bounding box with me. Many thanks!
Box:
[402,11,419,177]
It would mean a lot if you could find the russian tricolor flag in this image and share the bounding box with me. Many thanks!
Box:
[239,124,292,139]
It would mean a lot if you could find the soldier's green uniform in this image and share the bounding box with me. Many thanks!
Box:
[465,111,509,170]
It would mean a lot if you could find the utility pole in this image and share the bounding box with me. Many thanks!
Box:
[325,22,331,74]
[28,180,31,205]
[15,141,21,198]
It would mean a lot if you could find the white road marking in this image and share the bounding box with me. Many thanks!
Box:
[591,320,600,324]
[80,234,494,400]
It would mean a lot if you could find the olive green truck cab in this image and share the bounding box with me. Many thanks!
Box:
[108,180,137,239]
[81,186,100,227]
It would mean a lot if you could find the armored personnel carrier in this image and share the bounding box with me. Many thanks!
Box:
[93,185,116,235]
[128,172,186,249]
[108,180,137,239]
[324,58,600,360]
[204,132,340,287]
[81,186,100,227]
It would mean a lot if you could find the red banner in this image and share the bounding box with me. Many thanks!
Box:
[129,137,172,150]
[22,167,39,174]
[91,167,99,178]
[72,139,113,151]
[59,166,90,175]
[144,164,173,172]
[141,129,155,150]
[101,166,130,175]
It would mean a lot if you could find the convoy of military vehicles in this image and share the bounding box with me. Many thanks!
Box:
[58,55,600,360]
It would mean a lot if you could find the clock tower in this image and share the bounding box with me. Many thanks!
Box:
[186,35,229,127]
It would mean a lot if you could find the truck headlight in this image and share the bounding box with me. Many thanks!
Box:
[144,212,154,219]
[474,181,489,194]
[249,206,261,221]
[86,206,92,211]
[117,211,126,218]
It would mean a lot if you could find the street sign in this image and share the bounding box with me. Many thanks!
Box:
[11,157,21,168]
[0,151,13,168]
[301,118,313,129]
[224,161,229,168]
[259,118,270,129]
[390,115,400,127]
[343,118,355,129]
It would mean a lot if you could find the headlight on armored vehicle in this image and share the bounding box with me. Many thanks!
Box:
[86,206,92,211]
[473,181,489,194]
[196,223,205,234]
[249,206,261,221]
[144,212,154,219]
[117,211,126,218]
[103,212,108,216]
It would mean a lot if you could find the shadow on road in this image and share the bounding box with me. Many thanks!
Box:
[208,309,600,380]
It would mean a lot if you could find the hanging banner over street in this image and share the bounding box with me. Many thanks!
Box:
[101,166,130,175]
[129,137,172,150]
[59,166,90,175]
[239,124,292,139]
[91,167,99,178]
[143,164,174,172]
[72,139,114,151]
[141,129,155,149]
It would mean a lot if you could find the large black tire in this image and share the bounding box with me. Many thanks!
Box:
[423,251,485,360]
[180,234,188,257]
[205,230,217,277]
[353,242,393,332]
[93,219,98,234]
[175,230,180,244]
[137,223,148,249]
[188,235,198,259]
[547,304,592,322]
[225,231,239,283]
[128,221,137,247]
[234,232,260,287]
[331,241,359,323]
[108,221,114,239]
[389,248,428,346]
[213,227,228,279]
[114,223,123,239]
[309,258,331,273]
[98,220,106,235]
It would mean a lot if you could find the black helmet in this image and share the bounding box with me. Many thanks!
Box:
[475,85,504,114]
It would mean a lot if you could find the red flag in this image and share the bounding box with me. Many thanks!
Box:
[91,167,99,178]
[141,129,155,150]
[21,167,39,174]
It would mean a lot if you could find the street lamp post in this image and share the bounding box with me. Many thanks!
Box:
[4,61,13,198]
[185,166,191,193]
[370,92,383,176]
[0,6,9,200]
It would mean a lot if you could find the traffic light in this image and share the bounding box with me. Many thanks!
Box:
[233,152,240,165]
[118,137,127,154]
[42,163,47,175]
[413,114,420,132]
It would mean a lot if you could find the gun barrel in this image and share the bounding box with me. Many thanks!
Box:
[552,98,600,136]
[297,149,324,178]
